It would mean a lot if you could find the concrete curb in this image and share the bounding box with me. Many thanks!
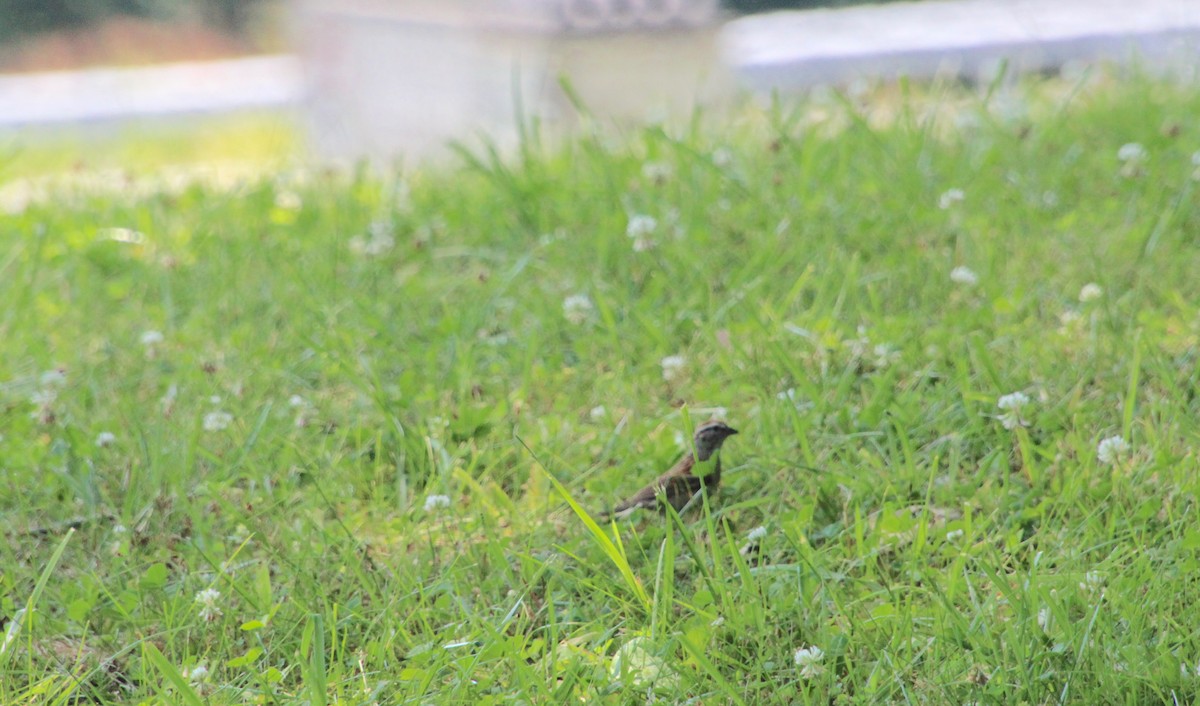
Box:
[0,55,301,128]
[722,0,1200,90]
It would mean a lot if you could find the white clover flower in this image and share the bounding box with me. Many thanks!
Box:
[423,494,452,512]
[202,411,233,432]
[589,405,607,421]
[1117,143,1147,177]
[641,161,673,183]
[660,355,686,382]
[710,615,726,627]
[844,326,870,360]
[938,188,965,210]
[1097,435,1129,465]
[1079,571,1104,593]
[95,431,117,448]
[1058,309,1082,332]
[367,220,396,250]
[627,214,657,239]
[1117,142,1146,163]
[1037,606,1053,633]
[873,343,900,369]
[112,524,127,535]
[140,330,164,346]
[194,588,222,621]
[632,236,654,252]
[997,392,1030,409]
[747,526,768,542]
[562,294,594,325]
[290,395,314,428]
[1079,283,1103,302]
[185,663,210,683]
[349,221,396,257]
[793,645,825,679]
[950,266,979,286]
[361,234,394,256]
[946,528,965,542]
[183,662,212,696]
[996,391,1032,430]
[40,369,67,387]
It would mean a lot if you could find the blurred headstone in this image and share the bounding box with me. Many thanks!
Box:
[295,0,730,162]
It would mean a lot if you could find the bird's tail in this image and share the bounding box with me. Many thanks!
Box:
[598,499,652,522]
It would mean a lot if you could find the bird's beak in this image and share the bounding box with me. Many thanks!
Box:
[727,427,739,435]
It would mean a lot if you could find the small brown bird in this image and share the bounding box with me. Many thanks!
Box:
[603,420,739,520]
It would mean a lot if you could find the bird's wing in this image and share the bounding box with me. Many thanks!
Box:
[609,474,703,517]
[608,454,699,517]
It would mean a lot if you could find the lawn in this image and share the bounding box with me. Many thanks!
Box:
[3,70,1200,704]
[0,111,296,187]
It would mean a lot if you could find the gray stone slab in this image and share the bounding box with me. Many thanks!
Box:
[722,0,1200,90]
[295,0,730,161]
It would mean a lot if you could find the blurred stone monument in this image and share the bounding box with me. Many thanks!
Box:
[295,0,729,162]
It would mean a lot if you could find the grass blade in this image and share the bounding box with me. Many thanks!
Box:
[0,528,73,667]
[143,642,205,706]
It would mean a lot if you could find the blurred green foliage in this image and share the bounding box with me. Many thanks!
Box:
[0,0,268,43]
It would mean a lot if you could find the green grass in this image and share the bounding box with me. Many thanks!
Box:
[3,71,1200,704]
[0,111,296,182]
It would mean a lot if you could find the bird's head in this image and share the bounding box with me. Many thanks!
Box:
[693,419,738,461]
